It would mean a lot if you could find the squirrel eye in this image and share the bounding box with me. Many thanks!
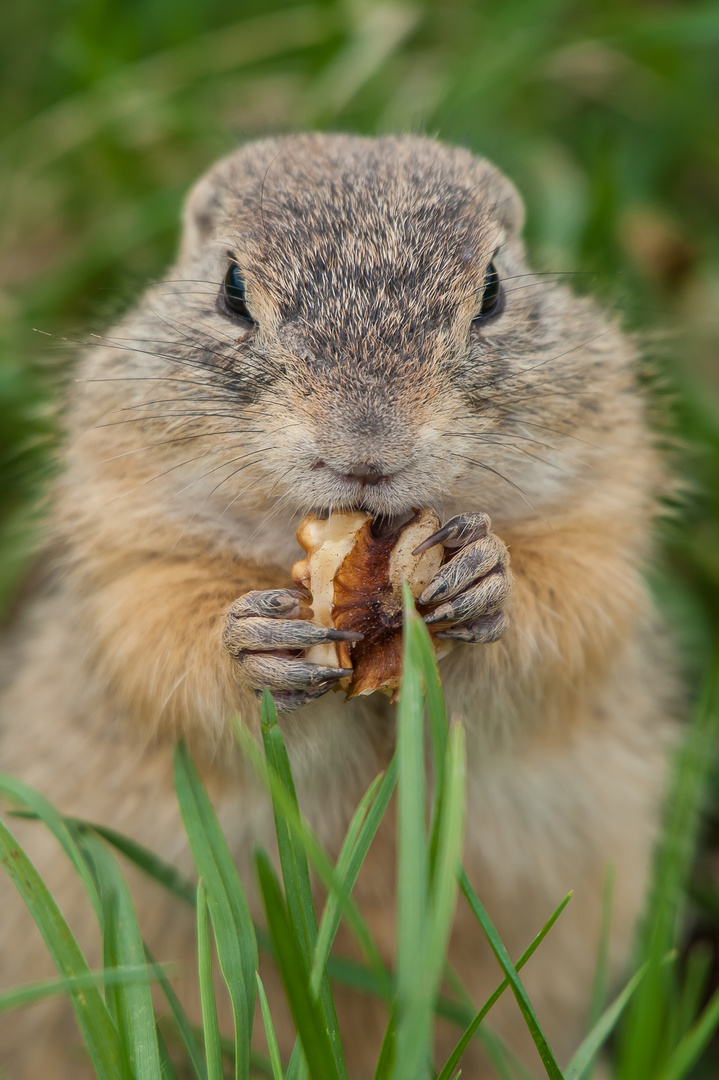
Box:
[472,261,503,325]
[223,263,254,322]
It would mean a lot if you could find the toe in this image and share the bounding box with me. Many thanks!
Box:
[424,568,512,626]
[224,615,362,655]
[240,653,352,692]
[434,610,510,643]
[419,534,507,605]
[228,588,306,620]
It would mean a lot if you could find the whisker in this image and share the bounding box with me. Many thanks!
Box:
[243,475,303,545]
[169,445,272,498]
[169,457,274,547]
[98,414,256,427]
[204,449,275,501]
[492,329,616,387]
[77,332,287,399]
[119,395,243,410]
[97,429,255,462]
[77,376,234,389]
[105,443,271,506]
[448,437,573,475]
[446,428,558,452]
[488,415,605,451]
[444,450,542,516]
[207,460,267,507]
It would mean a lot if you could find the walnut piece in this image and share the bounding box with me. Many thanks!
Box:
[291,508,445,699]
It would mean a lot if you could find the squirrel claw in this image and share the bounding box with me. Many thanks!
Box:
[413,511,490,555]
[419,516,512,641]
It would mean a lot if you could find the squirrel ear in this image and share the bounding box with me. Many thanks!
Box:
[474,158,525,237]
[490,171,525,237]
[179,172,221,262]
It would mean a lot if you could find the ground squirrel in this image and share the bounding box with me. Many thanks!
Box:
[0,133,676,1078]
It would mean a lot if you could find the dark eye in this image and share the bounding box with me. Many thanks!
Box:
[472,261,503,325]
[223,263,254,322]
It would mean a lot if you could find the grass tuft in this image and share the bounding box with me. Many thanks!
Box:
[0,608,718,1078]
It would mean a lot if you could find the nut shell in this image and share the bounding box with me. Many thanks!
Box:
[292,508,444,699]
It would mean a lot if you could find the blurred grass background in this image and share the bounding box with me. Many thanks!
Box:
[1,0,719,1073]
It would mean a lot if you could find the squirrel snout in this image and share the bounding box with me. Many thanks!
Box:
[313,460,394,487]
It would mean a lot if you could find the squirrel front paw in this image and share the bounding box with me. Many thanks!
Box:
[223,588,361,712]
[416,512,512,643]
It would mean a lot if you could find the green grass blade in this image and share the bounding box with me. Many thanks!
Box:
[655,982,719,1080]
[145,943,208,1080]
[255,848,341,1080]
[618,646,719,1079]
[197,880,224,1080]
[394,586,430,1080]
[0,814,123,1080]
[283,763,395,1079]
[587,865,616,1039]
[459,869,564,1079]
[424,721,466,986]
[0,773,102,921]
[565,963,651,1080]
[674,942,712,1044]
[285,1042,309,1080]
[259,691,347,1080]
[317,952,471,1028]
[235,723,393,1005]
[174,742,258,1080]
[394,588,468,1080]
[373,1005,396,1080]
[310,770,382,991]
[80,831,163,1080]
[409,594,449,881]
[100,869,124,1045]
[411,595,449,764]
[8,808,197,907]
[408,598,450,885]
[0,966,168,1014]
[437,896,572,1080]
[156,1026,179,1080]
[312,759,398,994]
[86,820,197,907]
[260,690,318,967]
[256,973,286,1080]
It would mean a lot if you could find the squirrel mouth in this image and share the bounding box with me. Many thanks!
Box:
[310,506,416,535]
[307,461,419,520]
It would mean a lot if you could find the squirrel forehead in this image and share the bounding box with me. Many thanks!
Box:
[187,135,517,306]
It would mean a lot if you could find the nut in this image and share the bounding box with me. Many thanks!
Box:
[292,508,445,699]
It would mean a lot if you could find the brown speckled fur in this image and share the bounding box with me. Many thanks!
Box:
[0,133,676,1078]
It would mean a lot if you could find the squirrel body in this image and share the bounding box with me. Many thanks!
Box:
[0,133,676,1078]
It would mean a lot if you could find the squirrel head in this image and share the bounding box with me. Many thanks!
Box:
[94,134,639,529]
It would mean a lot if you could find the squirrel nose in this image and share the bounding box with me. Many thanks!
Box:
[344,463,387,483]
[314,460,392,485]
